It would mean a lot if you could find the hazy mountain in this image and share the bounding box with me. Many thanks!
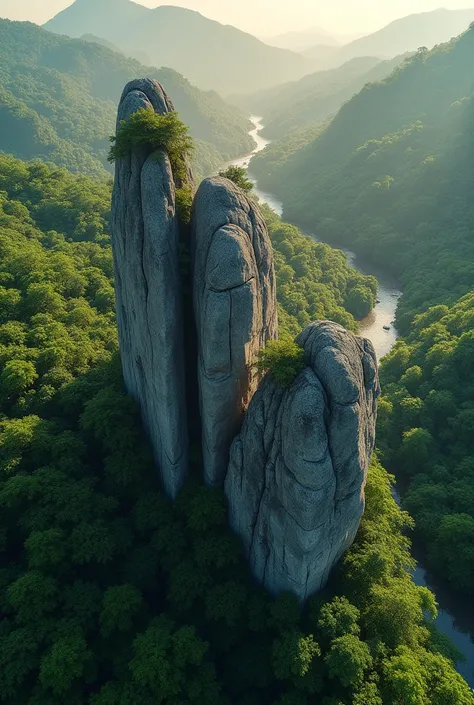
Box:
[250,22,474,291]
[44,0,149,39]
[302,44,340,63]
[44,0,310,95]
[260,26,339,52]
[333,8,474,64]
[239,55,410,141]
[0,19,254,178]
[80,32,152,64]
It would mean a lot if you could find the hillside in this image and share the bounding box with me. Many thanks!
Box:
[332,8,474,65]
[0,19,254,178]
[44,0,310,95]
[250,24,474,597]
[251,27,474,324]
[241,54,409,140]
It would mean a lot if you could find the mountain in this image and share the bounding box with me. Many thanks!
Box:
[80,34,153,69]
[251,25,474,328]
[44,0,310,95]
[261,26,339,52]
[302,44,340,63]
[332,8,474,64]
[241,54,410,140]
[0,19,254,178]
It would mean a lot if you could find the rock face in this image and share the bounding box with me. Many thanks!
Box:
[110,78,380,599]
[192,177,278,486]
[225,321,380,600]
[111,79,188,499]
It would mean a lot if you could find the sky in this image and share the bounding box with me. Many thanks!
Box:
[1,0,474,36]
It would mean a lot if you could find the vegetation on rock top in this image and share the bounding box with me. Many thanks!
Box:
[256,340,306,387]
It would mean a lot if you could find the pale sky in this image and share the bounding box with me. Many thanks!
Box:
[1,0,474,36]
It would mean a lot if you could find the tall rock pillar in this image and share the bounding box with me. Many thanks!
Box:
[111,79,189,499]
[225,321,380,600]
[192,177,278,486]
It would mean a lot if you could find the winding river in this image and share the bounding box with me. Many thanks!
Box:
[229,116,474,686]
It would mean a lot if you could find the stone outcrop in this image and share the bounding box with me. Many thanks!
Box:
[111,79,189,499]
[225,321,380,600]
[191,177,278,486]
[111,78,380,600]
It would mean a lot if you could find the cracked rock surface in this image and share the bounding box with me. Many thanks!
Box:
[225,320,380,600]
[111,79,188,499]
[192,177,278,486]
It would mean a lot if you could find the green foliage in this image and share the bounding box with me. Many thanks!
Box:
[109,109,193,172]
[219,165,254,192]
[0,18,254,179]
[109,110,195,224]
[378,292,474,594]
[175,185,194,226]
[0,152,471,703]
[262,205,378,338]
[257,340,305,387]
[251,25,474,335]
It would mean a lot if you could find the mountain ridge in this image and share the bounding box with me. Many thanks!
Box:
[44,1,311,95]
[306,7,474,68]
[0,18,254,177]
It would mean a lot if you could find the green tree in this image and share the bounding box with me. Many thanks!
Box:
[219,165,254,192]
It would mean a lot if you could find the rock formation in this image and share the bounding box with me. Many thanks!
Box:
[111,79,189,499]
[111,78,380,600]
[225,321,380,600]
[191,177,278,486]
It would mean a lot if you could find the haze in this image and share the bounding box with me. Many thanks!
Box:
[2,0,474,36]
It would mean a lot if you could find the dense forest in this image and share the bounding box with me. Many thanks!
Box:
[251,23,474,600]
[0,151,472,703]
[0,19,254,179]
[251,25,474,332]
[378,293,474,596]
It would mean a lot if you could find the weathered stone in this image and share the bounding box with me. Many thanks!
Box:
[111,79,188,499]
[225,320,380,600]
[192,177,278,486]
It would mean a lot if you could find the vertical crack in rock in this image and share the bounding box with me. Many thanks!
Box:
[191,176,278,486]
[111,79,189,499]
[225,320,380,601]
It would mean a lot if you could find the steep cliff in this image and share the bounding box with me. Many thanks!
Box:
[192,177,278,486]
[225,321,380,599]
[110,79,379,600]
[111,78,189,499]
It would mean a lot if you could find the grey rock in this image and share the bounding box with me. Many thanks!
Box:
[111,79,188,499]
[192,177,278,486]
[225,320,380,600]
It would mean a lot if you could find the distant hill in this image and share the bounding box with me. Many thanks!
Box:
[261,27,339,52]
[239,54,410,140]
[80,33,152,64]
[0,19,254,179]
[302,44,340,63]
[331,8,474,65]
[44,0,310,95]
[250,24,474,322]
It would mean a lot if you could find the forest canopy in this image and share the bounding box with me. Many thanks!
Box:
[0,152,471,703]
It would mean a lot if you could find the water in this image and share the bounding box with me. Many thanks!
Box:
[392,489,474,686]
[232,117,402,360]
[229,116,474,686]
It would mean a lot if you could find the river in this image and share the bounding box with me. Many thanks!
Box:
[229,116,474,686]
